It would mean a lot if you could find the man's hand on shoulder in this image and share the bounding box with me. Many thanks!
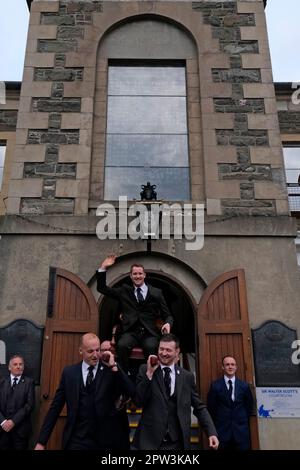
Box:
[100,254,117,270]
[161,323,171,335]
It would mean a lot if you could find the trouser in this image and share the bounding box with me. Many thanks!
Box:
[0,430,29,450]
[116,328,159,371]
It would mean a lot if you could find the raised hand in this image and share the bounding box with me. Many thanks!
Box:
[100,254,117,270]
[146,355,159,380]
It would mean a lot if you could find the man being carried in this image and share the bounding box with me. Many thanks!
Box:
[97,255,173,371]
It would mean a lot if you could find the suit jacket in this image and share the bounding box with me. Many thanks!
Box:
[97,271,173,336]
[133,364,217,450]
[37,361,135,449]
[0,375,35,439]
[207,377,253,449]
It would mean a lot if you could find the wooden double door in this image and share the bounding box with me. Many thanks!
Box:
[38,267,259,449]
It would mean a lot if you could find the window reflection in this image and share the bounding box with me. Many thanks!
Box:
[0,145,6,190]
[106,134,189,166]
[108,66,186,96]
[105,167,190,200]
[283,146,300,212]
[107,96,187,134]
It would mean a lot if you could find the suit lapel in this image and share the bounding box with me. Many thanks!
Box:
[74,363,83,400]
[94,362,107,394]
[234,378,240,402]
[130,286,138,303]
[144,284,153,303]
[4,377,11,397]
[16,375,26,393]
[175,366,183,405]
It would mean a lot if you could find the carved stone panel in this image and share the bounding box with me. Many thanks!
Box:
[252,320,300,386]
[0,319,44,384]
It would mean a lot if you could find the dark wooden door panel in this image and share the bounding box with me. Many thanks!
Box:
[198,269,259,449]
[39,268,99,450]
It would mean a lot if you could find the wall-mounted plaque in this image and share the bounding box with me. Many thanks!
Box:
[0,319,44,384]
[252,320,300,386]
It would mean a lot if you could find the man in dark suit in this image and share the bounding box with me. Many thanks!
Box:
[97,255,173,371]
[99,340,130,450]
[132,334,219,450]
[34,333,135,450]
[0,354,35,450]
[207,355,254,450]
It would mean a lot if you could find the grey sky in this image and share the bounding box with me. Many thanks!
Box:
[0,0,299,82]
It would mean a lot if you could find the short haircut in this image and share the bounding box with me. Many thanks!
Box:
[222,355,236,365]
[130,263,145,273]
[80,332,99,347]
[159,333,180,348]
[9,354,24,364]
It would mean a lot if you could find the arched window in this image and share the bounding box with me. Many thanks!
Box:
[90,18,201,205]
[105,59,189,200]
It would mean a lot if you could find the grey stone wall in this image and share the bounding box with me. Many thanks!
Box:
[193,1,285,216]
[20,1,104,215]
[8,0,287,218]
[278,111,300,134]
[0,110,18,131]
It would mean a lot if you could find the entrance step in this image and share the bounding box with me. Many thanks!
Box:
[127,407,200,449]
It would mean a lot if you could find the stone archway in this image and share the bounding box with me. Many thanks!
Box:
[94,252,206,358]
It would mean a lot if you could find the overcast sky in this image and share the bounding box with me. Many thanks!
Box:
[0,0,299,82]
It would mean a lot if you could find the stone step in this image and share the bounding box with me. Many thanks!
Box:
[127,408,200,448]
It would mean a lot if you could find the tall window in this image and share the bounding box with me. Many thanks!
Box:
[0,143,7,190]
[283,146,300,213]
[104,61,190,200]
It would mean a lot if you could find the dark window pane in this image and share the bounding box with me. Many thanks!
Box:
[107,96,187,134]
[106,134,189,167]
[108,66,186,96]
[104,167,190,200]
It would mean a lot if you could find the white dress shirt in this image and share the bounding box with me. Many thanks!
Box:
[82,361,99,386]
[10,374,21,387]
[224,375,235,401]
[134,283,148,301]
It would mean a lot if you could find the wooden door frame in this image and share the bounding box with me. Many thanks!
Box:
[197,268,259,449]
[39,267,99,449]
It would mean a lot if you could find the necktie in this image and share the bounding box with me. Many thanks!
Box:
[163,367,171,397]
[86,365,94,387]
[228,379,233,400]
[12,377,18,390]
[136,287,144,303]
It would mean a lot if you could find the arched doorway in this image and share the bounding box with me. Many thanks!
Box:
[98,272,196,358]
[38,260,259,449]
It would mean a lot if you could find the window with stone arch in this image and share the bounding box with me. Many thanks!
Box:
[90,17,203,206]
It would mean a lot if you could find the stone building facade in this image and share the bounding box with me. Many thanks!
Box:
[1,0,300,449]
